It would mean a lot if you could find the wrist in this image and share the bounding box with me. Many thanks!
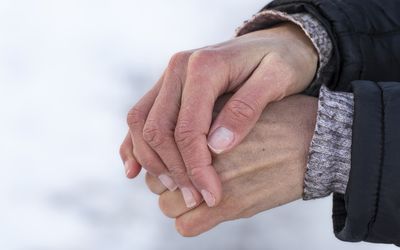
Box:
[242,23,318,100]
[236,10,334,96]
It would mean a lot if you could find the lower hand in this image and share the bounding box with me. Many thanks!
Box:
[145,94,318,236]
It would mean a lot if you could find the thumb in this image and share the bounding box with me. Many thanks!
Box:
[207,65,283,154]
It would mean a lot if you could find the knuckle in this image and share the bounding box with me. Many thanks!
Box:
[226,98,259,122]
[174,120,196,146]
[169,166,188,181]
[127,106,146,128]
[142,122,166,148]
[168,51,191,69]
[187,164,204,181]
[188,49,224,73]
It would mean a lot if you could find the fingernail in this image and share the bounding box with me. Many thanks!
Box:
[201,189,216,207]
[124,161,132,177]
[181,187,197,208]
[208,127,234,154]
[158,174,178,191]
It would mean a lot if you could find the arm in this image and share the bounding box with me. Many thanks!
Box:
[262,0,400,245]
[147,0,400,244]
[264,0,400,91]
[234,8,353,200]
[337,81,400,245]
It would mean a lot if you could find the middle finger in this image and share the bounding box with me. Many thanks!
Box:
[143,51,202,208]
[127,76,177,191]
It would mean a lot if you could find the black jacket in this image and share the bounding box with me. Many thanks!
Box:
[263,0,400,246]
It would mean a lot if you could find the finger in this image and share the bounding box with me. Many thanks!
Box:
[127,77,178,191]
[208,54,290,154]
[145,172,167,195]
[143,51,202,208]
[175,50,228,207]
[175,203,225,237]
[158,189,193,218]
[119,132,141,178]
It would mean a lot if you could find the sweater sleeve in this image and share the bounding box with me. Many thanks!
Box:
[236,10,354,199]
[303,85,354,200]
[261,0,400,245]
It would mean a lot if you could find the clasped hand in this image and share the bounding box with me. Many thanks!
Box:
[119,22,318,235]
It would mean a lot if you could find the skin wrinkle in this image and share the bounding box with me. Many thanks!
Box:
[236,10,353,200]
[214,125,301,182]
[121,9,350,236]
[168,11,350,236]
[236,10,334,93]
[146,95,318,236]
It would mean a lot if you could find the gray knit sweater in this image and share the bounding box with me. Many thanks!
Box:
[237,10,354,200]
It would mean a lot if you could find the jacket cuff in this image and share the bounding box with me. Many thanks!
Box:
[334,81,400,244]
[303,85,354,200]
[235,10,333,89]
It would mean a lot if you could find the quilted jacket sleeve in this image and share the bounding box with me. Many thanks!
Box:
[262,0,400,246]
[263,0,400,93]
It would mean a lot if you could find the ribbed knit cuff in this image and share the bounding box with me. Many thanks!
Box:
[235,10,351,200]
[303,85,354,200]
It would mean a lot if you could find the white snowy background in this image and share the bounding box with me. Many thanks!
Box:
[0,0,396,249]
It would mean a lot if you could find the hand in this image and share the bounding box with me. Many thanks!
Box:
[145,94,318,236]
[120,22,318,208]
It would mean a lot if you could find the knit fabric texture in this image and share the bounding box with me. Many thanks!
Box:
[304,85,354,199]
[236,10,354,199]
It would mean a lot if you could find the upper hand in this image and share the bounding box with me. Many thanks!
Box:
[120,22,318,208]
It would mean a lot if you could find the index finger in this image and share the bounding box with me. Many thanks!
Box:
[174,50,226,207]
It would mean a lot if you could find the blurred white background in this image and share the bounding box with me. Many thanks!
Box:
[0,0,396,249]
